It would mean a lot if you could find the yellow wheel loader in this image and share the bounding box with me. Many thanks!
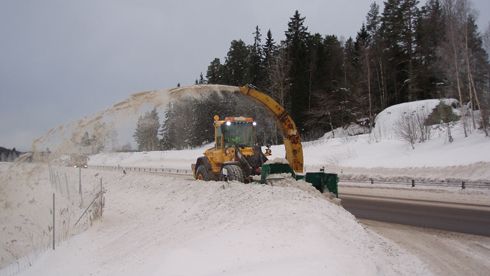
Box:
[191,85,338,197]
[192,116,268,182]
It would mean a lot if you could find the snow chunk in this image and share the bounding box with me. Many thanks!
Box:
[264,157,289,165]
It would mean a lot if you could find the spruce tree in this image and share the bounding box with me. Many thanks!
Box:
[262,29,276,91]
[134,108,160,151]
[223,40,250,86]
[285,10,310,131]
[416,0,445,99]
[206,58,224,84]
[248,26,266,88]
[400,0,420,101]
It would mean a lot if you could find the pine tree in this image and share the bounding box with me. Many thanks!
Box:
[206,58,225,84]
[355,24,375,127]
[262,29,276,91]
[366,1,388,110]
[306,33,328,112]
[223,40,250,85]
[381,0,409,105]
[81,131,91,147]
[285,10,310,131]
[199,72,205,84]
[416,0,445,99]
[248,26,266,87]
[134,108,160,151]
[400,0,420,101]
[160,104,174,150]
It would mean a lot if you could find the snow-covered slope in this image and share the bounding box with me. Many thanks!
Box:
[372,98,458,140]
[2,164,430,276]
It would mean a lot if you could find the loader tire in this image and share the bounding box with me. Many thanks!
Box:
[196,165,213,181]
[222,164,244,182]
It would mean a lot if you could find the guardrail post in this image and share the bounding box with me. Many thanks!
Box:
[52,193,55,250]
[411,179,415,187]
[100,178,103,216]
[462,181,465,189]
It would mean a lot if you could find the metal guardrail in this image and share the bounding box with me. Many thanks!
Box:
[340,176,490,189]
[90,165,193,176]
[89,165,490,190]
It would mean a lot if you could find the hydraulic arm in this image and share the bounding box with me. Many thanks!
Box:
[238,85,304,173]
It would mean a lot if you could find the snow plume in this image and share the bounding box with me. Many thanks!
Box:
[29,85,240,161]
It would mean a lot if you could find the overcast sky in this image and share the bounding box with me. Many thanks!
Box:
[1,0,489,151]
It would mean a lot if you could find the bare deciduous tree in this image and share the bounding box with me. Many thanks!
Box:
[395,111,419,149]
[441,0,468,137]
[395,106,433,149]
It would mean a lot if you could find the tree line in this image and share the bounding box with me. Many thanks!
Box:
[0,147,21,162]
[200,0,490,139]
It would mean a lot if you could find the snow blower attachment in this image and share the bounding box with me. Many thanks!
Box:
[191,85,338,197]
[260,162,338,196]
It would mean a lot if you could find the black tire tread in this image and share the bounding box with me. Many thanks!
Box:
[223,164,244,182]
[196,165,213,181]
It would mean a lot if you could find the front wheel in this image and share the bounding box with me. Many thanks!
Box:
[196,165,213,181]
[221,164,245,182]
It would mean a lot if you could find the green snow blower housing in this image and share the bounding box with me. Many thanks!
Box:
[260,163,338,197]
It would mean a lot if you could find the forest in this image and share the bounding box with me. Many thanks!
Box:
[137,0,490,151]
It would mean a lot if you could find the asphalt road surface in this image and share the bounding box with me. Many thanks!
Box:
[341,194,490,236]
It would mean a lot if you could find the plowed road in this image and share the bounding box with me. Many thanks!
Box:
[341,193,490,236]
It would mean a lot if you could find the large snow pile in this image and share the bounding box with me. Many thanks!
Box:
[1,165,430,275]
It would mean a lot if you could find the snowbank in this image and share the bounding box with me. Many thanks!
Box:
[0,162,103,273]
[372,99,458,140]
[3,167,430,276]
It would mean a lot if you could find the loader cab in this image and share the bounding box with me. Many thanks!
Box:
[214,116,256,149]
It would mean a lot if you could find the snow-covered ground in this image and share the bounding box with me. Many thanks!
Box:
[1,164,431,275]
[4,86,489,274]
[363,220,490,276]
[0,162,103,274]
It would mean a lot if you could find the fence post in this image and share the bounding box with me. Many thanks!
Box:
[462,181,465,189]
[100,178,103,217]
[79,167,83,207]
[411,179,415,187]
[52,193,55,250]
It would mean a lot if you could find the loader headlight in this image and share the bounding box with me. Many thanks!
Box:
[252,121,257,126]
[226,121,231,126]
